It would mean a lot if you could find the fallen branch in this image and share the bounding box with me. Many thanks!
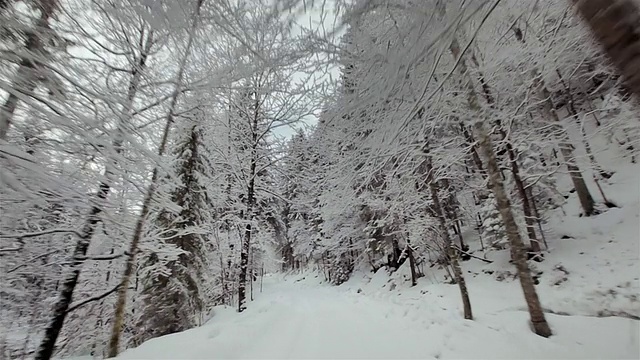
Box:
[540,307,640,321]
[452,245,493,263]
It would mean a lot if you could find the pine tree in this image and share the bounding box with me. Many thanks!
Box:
[137,115,211,343]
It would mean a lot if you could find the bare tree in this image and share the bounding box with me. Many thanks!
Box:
[34,28,154,360]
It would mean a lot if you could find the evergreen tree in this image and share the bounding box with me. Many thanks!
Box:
[137,111,212,343]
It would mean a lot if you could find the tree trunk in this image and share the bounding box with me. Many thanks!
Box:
[406,242,418,287]
[108,1,204,353]
[512,26,597,217]
[250,247,254,301]
[497,126,541,255]
[571,0,640,100]
[34,30,152,360]
[0,0,56,140]
[527,187,549,250]
[238,217,252,312]
[260,266,264,293]
[441,178,467,250]
[475,121,552,337]
[424,154,472,320]
[468,45,542,255]
[534,77,596,216]
[238,89,260,313]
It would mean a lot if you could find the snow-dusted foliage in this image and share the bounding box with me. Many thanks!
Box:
[2,0,640,357]
[135,110,212,344]
[279,0,639,281]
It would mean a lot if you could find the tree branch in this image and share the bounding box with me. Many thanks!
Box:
[66,285,121,314]
[78,252,127,261]
[0,228,81,240]
[7,249,61,273]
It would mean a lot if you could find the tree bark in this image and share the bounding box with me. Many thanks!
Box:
[406,241,418,287]
[527,187,549,250]
[440,178,467,250]
[468,43,543,254]
[571,0,640,100]
[512,26,597,216]
[238,89,260,313]
[238,179,254,312]
[475,121,552,337]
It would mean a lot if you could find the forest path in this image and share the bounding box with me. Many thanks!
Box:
[117,273,639,359]
[230,276,431,359]
[120,275,433,359]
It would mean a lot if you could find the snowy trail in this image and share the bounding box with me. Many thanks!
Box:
[121,278,431,359]
[118,274,639,359]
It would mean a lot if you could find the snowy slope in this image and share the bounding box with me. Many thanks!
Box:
[113,161,640,359]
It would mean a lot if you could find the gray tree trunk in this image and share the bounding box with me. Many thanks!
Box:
[497,126,542,255]
[512,26,597,217]
[424,154,473,320]
[238,91,261,313]
[475,121,552,337]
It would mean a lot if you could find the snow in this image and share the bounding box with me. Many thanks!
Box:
[113,160,640,360]
[116,272,638,359]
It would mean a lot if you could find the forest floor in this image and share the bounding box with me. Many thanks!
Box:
[115,161,640,359]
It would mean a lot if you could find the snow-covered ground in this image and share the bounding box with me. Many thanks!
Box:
[116,270,638,359]
[113,161,639,359]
